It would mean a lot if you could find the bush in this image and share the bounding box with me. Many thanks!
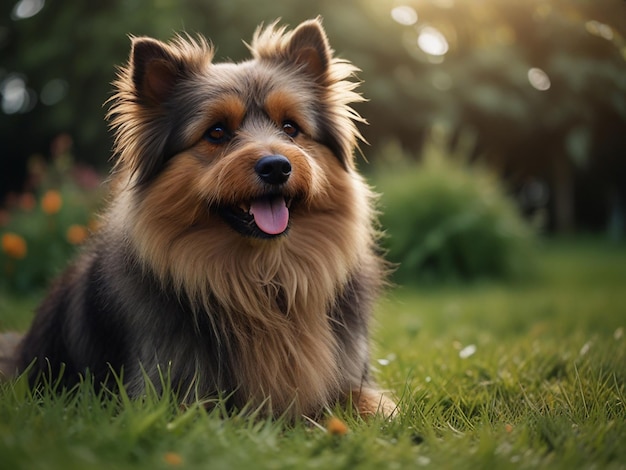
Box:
[0,136,104,293]
[372,134,535,284]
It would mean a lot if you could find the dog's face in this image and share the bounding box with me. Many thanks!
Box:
[161,56,332,240]
[109,19,365,241]
[106,19,375,311]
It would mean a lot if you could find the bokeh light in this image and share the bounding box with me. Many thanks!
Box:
[527,67,551,91]
[40,79,68,106]
[11,0,45,20]
[431,71,453,91]
[1,74,36,114]
[585,20,614,41]
[417,26,449,57]
[391,6,418,26]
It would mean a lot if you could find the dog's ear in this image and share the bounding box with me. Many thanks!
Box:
[130,37,183,105]
[286,19,332,81]
[110,35,213,186]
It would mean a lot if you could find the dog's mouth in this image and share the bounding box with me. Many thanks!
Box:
[217,195,294,239]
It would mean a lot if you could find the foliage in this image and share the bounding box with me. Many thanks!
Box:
[1,240,625,469]
[373,133,535,284]
[0,137,103,293]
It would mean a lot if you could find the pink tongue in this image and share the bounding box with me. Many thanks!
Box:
[249,196,289,235]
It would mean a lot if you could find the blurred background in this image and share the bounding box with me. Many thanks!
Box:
[1,0,625,290]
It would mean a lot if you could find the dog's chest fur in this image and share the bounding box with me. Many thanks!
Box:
[98,227,369,418]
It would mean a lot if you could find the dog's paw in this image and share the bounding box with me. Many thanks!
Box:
[351,388,398,419]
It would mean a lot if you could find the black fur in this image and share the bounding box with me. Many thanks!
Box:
[17,233,373,410]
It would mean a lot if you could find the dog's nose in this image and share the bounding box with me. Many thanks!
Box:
[255,155,292,185]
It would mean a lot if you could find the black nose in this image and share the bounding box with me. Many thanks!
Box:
[255,155,292,185]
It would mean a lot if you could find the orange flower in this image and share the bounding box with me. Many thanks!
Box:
[66,224,89,245]
[41,190,62,215]
[163,452,183,466]
[326,416,349,436]
[2,232,27,259]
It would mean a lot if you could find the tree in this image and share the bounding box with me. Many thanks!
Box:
[358,0,626,232]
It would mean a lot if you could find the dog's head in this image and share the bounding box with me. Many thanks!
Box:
[106,19,378,311]
[108,18,365,240]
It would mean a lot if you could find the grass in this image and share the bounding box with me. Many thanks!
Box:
[1,238,625,469]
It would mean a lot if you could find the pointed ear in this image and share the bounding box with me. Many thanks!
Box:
[286,20,332,80]
[130,37,182,105]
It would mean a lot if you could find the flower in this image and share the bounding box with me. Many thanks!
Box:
[66,224,89,245]
[326,416,349,436]
[163,452,183,466]
[459,344,477,359]
[41,190,62,215]
[2,232,27,259]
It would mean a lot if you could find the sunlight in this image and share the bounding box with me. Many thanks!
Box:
[527,67,551,91]
[585,20,614,41]
[430,0,454,8]
[391,6,418,26]
[417,26,449,57]
[11,0,45,20]
[1,75,35,114]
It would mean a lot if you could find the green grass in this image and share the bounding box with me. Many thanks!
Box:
[1,238,625,469]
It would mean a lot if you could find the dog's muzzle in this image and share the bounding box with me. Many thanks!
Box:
[217,154,294,239]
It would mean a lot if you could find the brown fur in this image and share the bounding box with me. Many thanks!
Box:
[7,19,396,420]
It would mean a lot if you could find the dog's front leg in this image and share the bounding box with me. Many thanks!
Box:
[349,387,398,419]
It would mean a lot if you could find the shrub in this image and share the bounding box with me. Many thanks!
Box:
[372,134,535,284]
[0,138,103,293]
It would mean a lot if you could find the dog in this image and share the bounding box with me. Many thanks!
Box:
[2,18,395,420]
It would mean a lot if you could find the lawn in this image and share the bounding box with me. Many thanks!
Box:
[0,238,624,469]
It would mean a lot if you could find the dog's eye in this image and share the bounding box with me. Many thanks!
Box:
[282,121,300,138]
[204,124,231,144]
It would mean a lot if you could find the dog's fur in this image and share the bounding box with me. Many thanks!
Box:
[2,19,395,419]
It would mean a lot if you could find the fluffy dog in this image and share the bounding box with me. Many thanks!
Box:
[5,18,395,420]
